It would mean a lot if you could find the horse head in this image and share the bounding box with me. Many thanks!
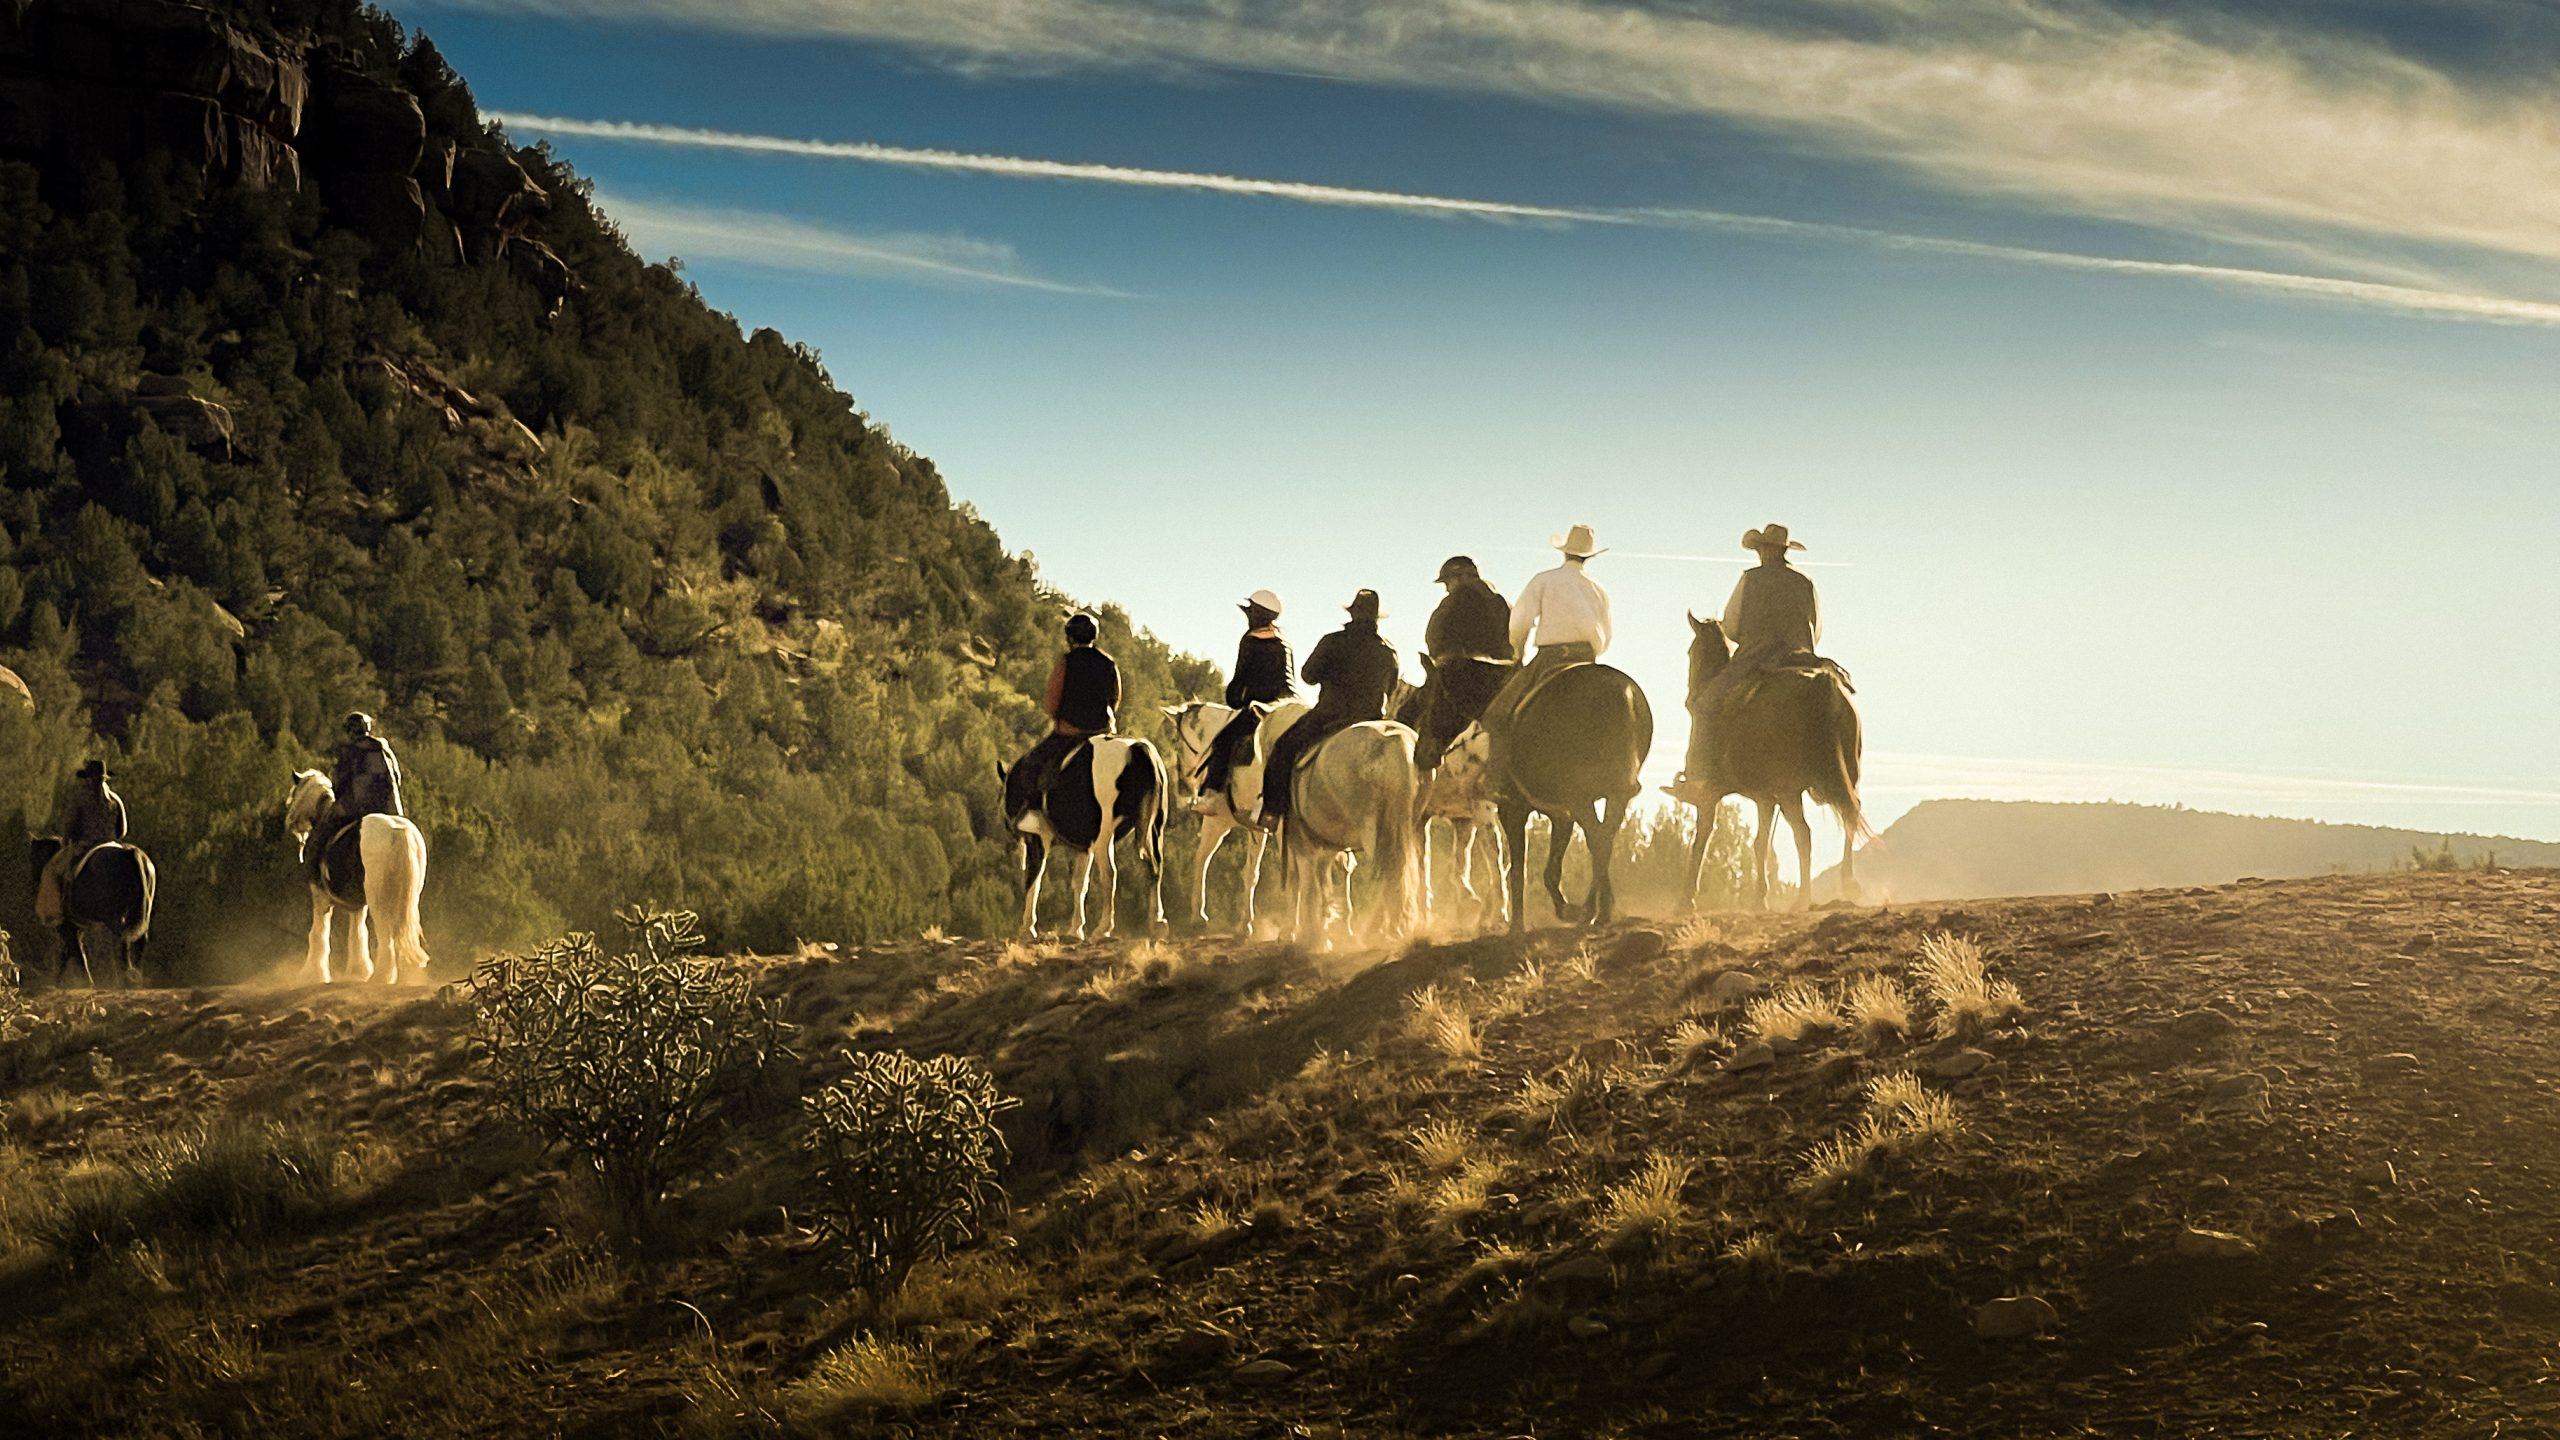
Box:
[1686,612,1732,697]
[283,769,333,840]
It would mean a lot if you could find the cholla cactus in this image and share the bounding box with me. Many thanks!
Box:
[801,1050,1019,1301]
[470,904,787,1230]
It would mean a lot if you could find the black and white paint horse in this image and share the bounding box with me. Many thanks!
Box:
[999,736,1170,940]
[1163,700,1278,933]
[1417,722,1507,933]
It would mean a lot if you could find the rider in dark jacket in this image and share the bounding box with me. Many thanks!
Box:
[1007,614,1119,819]
[41,758,127,921]
[1197,589,1295,803]
[1258,590,1399,823]
[309,713,404,885]
[1413,555,1513,768]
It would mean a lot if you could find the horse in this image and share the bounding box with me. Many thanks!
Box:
[1670,616,1870,909]
[1417,722,1507,932]
[29,837,154,987]
[1489,664,1653,932]
[284,771,431,984]
[1236,711,1424,950]
[1162,700,1277,933]
[998,735,1170,941]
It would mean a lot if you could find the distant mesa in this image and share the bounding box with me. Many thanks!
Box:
[1816,799,2559,902]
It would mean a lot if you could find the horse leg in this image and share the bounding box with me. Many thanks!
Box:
[1092,835,1121,942]
[1784,796,1815,912]
[1834,808,1863,905]
[1589,795,1628,926]
[1243,827,1269,937]
[1068,847,1097,942]
[1559,801,1605,926]
[58,922,91,989]
[1192,814,1230,930]
[341,905,374,983]
[300,890,332,985]
[1541,812,1578,925]
[1499,801,1531,936]
[1684,800,1720,913]
[1018,837,1047,939]
[1752,800,1778,911]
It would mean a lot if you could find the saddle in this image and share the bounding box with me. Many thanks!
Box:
[1513,656,1592,721]
[314,819,367,901]
[1720,653,1855,712]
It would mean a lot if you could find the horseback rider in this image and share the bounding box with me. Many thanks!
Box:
[1006,613,1120,820]
[40,758,126,921]
[1254,589,1399,825]
[1676,523,1825,800]
[1193,589,1295,810]
[1411,556,1512,770]
[1478,524,1612,774]
[311,712,405,884]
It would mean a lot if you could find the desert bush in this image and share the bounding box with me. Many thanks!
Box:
[36,1119,338,1261]
[1406,984,1482,1062]
[801,1049,1019,1302]
[1794,1072,1963,1194]
[1407,1119,1475,1171]
[471,904,790,1230]
[1912,932,2024,1039]
[787,1335,940,1418]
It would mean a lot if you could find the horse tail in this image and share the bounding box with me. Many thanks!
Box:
[1822,683,1875,844]
[1137,740,1169,866]
[368,817,431,978]
[1374,731,1425,939]
[124,850,155,943]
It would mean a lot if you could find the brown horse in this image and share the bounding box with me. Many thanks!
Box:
[1491,664,1653,932]
[1672,616,1869,909]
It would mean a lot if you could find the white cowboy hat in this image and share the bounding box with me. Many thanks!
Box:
[1743,523,1806,553]
[1551,524,1605,558]
[1241,589,1284,615]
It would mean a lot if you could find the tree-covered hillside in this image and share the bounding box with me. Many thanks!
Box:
[0,0,1214,977]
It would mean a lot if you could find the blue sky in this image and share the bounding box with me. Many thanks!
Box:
[397,0,2560,843]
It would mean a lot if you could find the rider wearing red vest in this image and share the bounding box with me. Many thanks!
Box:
[1006,614,1120,819]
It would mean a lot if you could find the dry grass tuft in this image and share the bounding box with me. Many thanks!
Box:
[1078,966,1139,1003]
[1406,985,1483,1063]
[1744,982,1839,1045]
[1666,1019,1727,1071]
[1515,1058,1605,1133]
[1426,1156,1506,1234]
[1913,931,2025,1039]
[1407,1120,1476,1172]
[1123,938,1180,982]
[1724,1230,1782,1269]
[1670,916,1721,952]
[1566,945,1601,984]
[1597,1155,1692,1247]
[1796,1072,1965,1193]
[786,1335,940,1417]
[919,925,949,944]
[1841,974,1912,1047]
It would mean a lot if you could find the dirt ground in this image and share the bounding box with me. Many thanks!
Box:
[4,868,2559,1437]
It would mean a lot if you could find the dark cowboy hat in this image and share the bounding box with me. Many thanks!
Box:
[1433,555,1479,584]
[1743,523,1807,553]
[1064,612,1100,643]
[75,758,107,781]
[1346,589,1384,622]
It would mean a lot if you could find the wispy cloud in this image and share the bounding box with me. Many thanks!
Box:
[595,190,1123,294]
[452,0,2560,270]
[519,114,2560,326]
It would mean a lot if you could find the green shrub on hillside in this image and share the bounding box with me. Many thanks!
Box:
[471,904,789,1230]
[802,1050,1018,1301]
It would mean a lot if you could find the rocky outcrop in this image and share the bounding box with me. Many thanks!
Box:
[130,372,235,457]
[2,0,575,305]
[0,0,305,191]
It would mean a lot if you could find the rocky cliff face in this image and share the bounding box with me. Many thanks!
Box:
[0,0,566,309]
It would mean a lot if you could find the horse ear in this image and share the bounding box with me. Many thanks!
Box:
[1687,611,1706,635]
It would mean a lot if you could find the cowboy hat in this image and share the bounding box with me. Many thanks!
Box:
[1552,524,1605,558]
[1743,523,1806,553]
[1240,589,1284,616]
[1346,589,1385,621]
[75,758,107,781]
[1432,555,1479,584]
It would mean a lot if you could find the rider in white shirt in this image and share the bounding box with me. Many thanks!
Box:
[1479,523,1611,756]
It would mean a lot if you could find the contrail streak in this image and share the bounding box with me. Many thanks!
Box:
[494,112,1619,224]
[494,111,2560,327]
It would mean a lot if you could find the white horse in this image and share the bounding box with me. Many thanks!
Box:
[1002,736,1169,941]
[284,771,430,984]
[1417,723,1508,933]
[1162,700,1278,932]
[1231,708,1423,950]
